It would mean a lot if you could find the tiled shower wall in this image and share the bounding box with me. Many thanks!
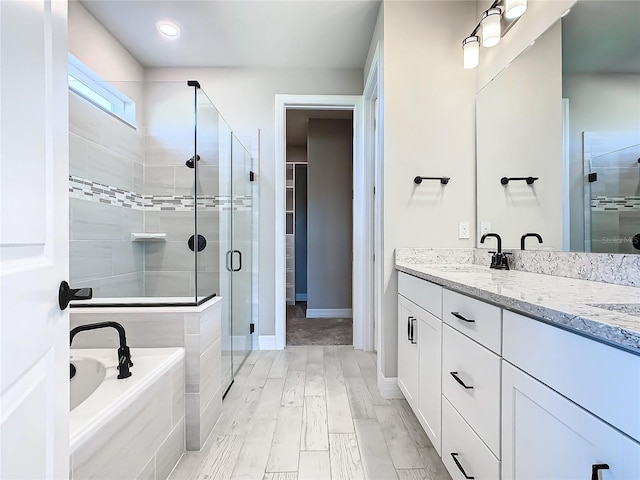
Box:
[586,132,640,254]
[142,83,221,298]
[69,92,145,297]
[69,85,222,298]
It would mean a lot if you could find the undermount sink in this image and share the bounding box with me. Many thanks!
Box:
[588,303,640,317]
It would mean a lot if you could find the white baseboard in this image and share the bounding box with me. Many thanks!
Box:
[378,373,404,399]
[306,308,353,318]
[258,335,279,350]
[295,293,308,301]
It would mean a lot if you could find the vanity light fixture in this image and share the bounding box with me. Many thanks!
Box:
[481,8,502,47]
[462,0,527,69]
[463,36,480,69]
[504,0,527,20]
[157,21,180,38]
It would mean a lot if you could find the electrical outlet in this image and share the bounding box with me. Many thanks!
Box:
[458,221,470,239]
[480,221,492,235]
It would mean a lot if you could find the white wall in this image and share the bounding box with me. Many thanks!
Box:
[380,1,477,377]
[364,2,383,85]
[68,1,145,124]
[564,73,640,250]
[476,21,563,250]
[145,67,363,337]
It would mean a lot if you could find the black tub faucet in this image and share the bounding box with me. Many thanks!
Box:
[480,233,510,270]
[521,233,543,250]
[70,321,133,379]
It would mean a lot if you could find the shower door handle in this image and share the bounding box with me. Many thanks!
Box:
[225,250,233,272]
[232,250,242,272]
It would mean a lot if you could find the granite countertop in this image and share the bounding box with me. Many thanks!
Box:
[396,260,640,355]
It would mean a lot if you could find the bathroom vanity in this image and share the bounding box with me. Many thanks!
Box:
[396,253,640,479]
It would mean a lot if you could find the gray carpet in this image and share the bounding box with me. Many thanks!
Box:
[286,303,353,346]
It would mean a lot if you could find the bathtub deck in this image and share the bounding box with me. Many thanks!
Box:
[167,346,450,480]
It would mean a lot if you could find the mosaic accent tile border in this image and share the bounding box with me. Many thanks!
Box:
[591,195,640,212]
[69,176,252,211]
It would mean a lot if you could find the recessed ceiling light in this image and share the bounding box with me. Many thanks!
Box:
[157,21,180,38]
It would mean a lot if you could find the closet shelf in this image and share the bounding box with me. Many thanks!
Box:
[131,233,167,242]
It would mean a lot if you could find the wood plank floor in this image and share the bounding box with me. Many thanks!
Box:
[168,347,451,480]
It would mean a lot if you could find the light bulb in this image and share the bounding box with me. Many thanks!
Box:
[481,8,502,48]
[505,0,527,19]
[157,21,180,38]
[463,36,479,69]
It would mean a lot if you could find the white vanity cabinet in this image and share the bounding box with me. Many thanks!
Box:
[398,272,443,454]
[397,269,640,480]
[502,361,640,480]
[440,289,503,478]
[502,310,640,479]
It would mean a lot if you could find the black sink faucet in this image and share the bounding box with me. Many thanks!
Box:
[480,233,510,270]
[70,321,133,379]
[521,233,543,250]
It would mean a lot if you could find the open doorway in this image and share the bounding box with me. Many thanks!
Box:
[285,109,354,346]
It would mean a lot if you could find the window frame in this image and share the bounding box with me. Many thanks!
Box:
[68,53,136,128]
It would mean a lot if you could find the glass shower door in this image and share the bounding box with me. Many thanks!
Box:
[195,86,234,393]
[230,135,254,373]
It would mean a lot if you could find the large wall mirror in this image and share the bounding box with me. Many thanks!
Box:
[476,0,640,253]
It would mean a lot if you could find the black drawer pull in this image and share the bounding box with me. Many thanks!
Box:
[407,316,413,341]
[450,371,474,389]
[410,318,417,344]
[451,312,475,323]
[591,464,610,480]
[451,453,474,479]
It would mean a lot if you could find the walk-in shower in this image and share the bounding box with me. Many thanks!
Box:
[68,79,257,389]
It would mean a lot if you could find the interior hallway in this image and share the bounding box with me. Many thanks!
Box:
[169,346,450,480]
[286,303,353,346]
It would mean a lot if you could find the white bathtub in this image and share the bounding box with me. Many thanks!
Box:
[70,347,186,480]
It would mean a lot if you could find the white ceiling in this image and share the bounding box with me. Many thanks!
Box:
[80,0,381,69]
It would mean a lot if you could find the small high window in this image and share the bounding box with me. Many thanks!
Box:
[68,53,136,127]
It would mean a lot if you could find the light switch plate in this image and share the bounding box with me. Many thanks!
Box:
[458,221,470,239]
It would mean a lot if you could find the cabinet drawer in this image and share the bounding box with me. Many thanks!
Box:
[442,325,501,458]
[502,361,640,480]
[442,397,500,480]
[503,310,640,442]
[398,272,442,318]
[442,289,502,354]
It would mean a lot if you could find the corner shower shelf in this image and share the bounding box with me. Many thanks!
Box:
[130,233,167,242]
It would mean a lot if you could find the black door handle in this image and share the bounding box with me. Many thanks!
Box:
[451,312,475,323]
[450,371,474,389]
[451,453,474,479]
[226,250,233,272]
[410,318,417,344]
[59,281,92,310]
[232,250,242,272]
[407,316,413,342]
[591,464,610,480]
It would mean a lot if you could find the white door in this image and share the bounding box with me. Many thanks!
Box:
[0,1,69,478]
[417,310,442,455]
[502,361,640,480]
[397,296,418,409]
